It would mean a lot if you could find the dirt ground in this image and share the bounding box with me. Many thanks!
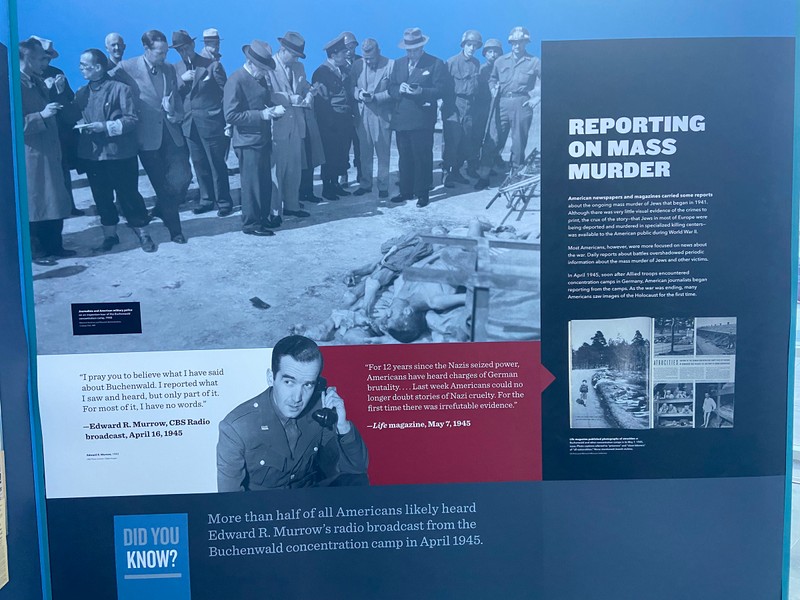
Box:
[31,134,541,355]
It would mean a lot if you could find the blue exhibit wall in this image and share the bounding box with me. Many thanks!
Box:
[0,1,46,598]
[787,4,800,589]
[5,0,800,599]
[14,0,795,86]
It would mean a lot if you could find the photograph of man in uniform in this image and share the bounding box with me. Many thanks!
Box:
[216,334,369,491]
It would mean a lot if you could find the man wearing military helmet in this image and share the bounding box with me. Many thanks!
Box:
[475,26,540,189]
[441,29,482,188]
[473,38,503,176]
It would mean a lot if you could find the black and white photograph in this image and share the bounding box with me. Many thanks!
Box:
[653,382,694,428]
[216,334,369,491]
[695,382,734,428]
[695,317,737,355]
[19,16,542,355]
[653,317,695,356]
[569,317,650,429]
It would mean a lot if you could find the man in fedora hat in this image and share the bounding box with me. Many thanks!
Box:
[473,38,503,177]
[265,31,315,223]
[223,40,285,236]
[475,26,540,190]
[350,38,394,198]
[117,29,192,244]
[482,38,503,68]
[199,28,222,61]
[31,36,84,216]
[313,33,356,201]
[388,27,447,208]
[442,29,482,188]
[171,29,232,217]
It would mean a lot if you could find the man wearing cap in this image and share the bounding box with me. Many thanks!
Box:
[118,29,192,244]
[475,26,540,190]
[105,32,126,75]
[441,30,482,188]
[74,48,155,253]
[473,38,503,177]
[223,40,286,236]
[265,32,314,223]
[340,31,361,189]
[199,28,222,61]
[19,37,73,266]
[171,30,232,217]
[313,33,356,201]
[388,27,447,208]
[31,36,83,216]
[350,38,393,198]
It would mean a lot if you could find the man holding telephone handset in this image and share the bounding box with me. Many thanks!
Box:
[217,335,369,491]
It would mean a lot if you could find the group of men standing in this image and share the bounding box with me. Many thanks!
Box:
[20,25,539,261]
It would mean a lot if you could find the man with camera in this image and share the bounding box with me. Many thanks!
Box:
[216,335,369,491]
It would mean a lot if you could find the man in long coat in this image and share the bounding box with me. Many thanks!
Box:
[19,37,72,266]
[313,33,355,201]
[31,36,83,216]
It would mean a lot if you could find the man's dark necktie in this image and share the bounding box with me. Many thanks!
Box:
[286,419,300,454]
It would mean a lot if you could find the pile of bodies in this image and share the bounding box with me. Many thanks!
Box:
[292,218,539,344]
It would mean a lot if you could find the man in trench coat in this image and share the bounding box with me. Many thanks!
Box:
[19,37,72,266]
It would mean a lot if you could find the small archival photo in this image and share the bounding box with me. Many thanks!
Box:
[569,317,650,429]
[653,317,695,356]
[695,317,737,355]
[695,382,734,428]
[653,382,694,428]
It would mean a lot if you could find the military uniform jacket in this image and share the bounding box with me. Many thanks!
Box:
[441,52,480,122]
[223,67,274,149]
[216,388,369,491]
[490,52,541,100]
[388,52,447,131]
[475,62,494,112]
[174,52,227,138]
[312,61,354,128]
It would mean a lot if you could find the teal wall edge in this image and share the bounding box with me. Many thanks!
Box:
[6,0,53,596]
[784,5,800,599]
